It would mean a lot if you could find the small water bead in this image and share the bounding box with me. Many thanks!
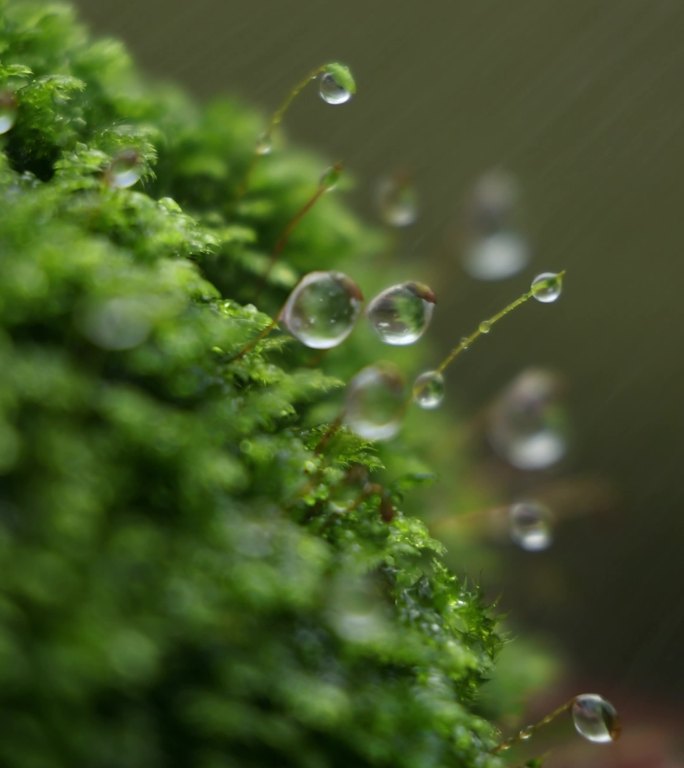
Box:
[462,231,530,281]
[344,363,406,441]
[255,132,272,156]
[319,162,343,190]
[412,370,445,410]
[508,501,553,551]
[107,148,142,189]
[280,270,363,349]
[531,271,563,303]
[366,281,436,346]
[488,368,567,470]
[478,320,491,334]
[572,694,621,744]
[0,91,17,134]
[376,174,418,227]
[318,71,352,105]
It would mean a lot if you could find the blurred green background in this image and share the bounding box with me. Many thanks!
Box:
[72,0,684,704]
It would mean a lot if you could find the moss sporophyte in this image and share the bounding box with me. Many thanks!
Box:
[0,2,618,766]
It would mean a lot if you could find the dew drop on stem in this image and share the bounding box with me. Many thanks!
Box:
[366,281,436,346]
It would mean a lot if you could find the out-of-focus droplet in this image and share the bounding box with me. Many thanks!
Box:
[318,72,352,105]
[255,133,272,156]
[107,148,142,189]
[479,320,492,334]
[81,297,151,350]
[0,91,17,135]
[412,370,445,409]
[366,281,436,346]
[376,173,418,227]
[572,694,621,744]
[280,270,363,349]
[518,726,534,741]
[488,368,568,470]
[531,271,563,303]
[344,363,406,441]
[462,232,530,281]
[509,501,553,551]
[319,162,343,190]
[461,170,530,280]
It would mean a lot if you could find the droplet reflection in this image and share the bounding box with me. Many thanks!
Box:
[366,281,436,346]
[318,72,352,105]
[572,694,621,744]
[412,370,445,409]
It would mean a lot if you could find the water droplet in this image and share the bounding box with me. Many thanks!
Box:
[572,694,621,744]
[366,282,436,346]
[479,320,491,334]
[81,297,151,350]
[412,370,445,410]
[518,726,534,741]
[280,271,363,349]
[509,501,553,551]
[488,369,567,470]
[107,149,142,189]
[470,169,521,232]
[344,363,406,441]
[462,232,530,281]
[460,336,470,350]
[376,173,418,227]
[319,162,343,190]
[319,72,352,105]
[255,133,272,156]
[0,91,17,135]
[531,271,563,303]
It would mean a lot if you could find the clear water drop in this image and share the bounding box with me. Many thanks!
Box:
[572,694,621,744]
[488,369,567,470]
[531,271,563,303]
[412,370,445,410]
[0,91,17,135]
[107,149,142,189]
[344,363,406,441]
[479,320,491,334]
[280,270,363,349]
[509,501,553,551]
[366,281,436,346]
[376,174,418,227]
[462,231,530,281]
[255,133,272,156]
[318,72,352,105]
[518,726,534,741]
[319,162,343,190]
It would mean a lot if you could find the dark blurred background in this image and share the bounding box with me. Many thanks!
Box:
[71,0,684,760]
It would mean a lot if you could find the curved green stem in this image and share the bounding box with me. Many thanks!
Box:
[436,271,565,375]
[492,699,574,754]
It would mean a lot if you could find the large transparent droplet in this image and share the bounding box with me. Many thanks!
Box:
[462,231,529,281]
[318,72,352,105]
[531,271,563,303]
[344,363,406,441]
[255,132,272,156]
[366,282,436,346]
[412,370,445,410]
[488,369,568,470]
[0,91,17,135]
[107,149,142,189]
[280,270,363,349]
[572,694,621,744]
[509,501,553,551]
[376,174,418,227]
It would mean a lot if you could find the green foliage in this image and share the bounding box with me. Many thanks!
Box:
[0,2,513,767]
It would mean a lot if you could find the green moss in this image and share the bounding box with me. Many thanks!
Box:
[0,2,518,767]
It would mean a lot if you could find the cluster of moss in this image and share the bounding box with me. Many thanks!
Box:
[0,3,513,766]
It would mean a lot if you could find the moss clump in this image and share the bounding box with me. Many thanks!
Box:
[0,3,507,767]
